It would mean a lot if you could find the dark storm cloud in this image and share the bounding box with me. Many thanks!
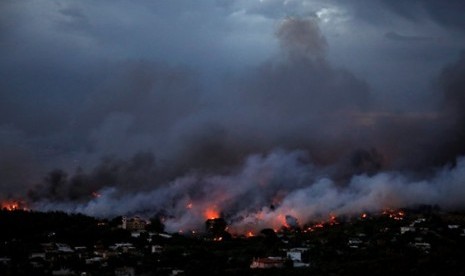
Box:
[435,52,465,163]
[0,127,39,196]
[384,31,434,42]
[78,61,201,136]
[381,0,465,31]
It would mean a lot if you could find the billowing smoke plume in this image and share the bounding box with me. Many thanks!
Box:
[32,150,465,234]
[3,17,465,233]
[276,17,328,61]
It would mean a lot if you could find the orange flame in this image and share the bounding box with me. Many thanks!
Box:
[247,231,254,237]
[314,223,324,228]
[277,214,289,228]
[382,208,405,220]
[1,200,28,211]
[329,214,338,225]
[204,207,220,219]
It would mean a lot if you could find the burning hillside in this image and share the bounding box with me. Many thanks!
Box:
[23,150,465,235]
[1,199,28,211]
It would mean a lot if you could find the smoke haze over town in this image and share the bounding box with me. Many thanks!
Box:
[1,0,465,233]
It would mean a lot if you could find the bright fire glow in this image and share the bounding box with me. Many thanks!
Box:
[383,208,405,220]
[277,214,289,228]
[2,202,18,211]
[314,223,324,228]
[1,200,28,211]
[329,214,338,225]
[204,207,220,219]
[247,231,254,237]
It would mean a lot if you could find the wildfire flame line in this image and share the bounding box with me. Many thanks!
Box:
[1,200,28,211]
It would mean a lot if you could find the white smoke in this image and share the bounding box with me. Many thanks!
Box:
[33,149,465,234]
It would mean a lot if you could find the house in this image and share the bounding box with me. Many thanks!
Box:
[56,243,74,253]
[400,226,415,234]
[250,257,285,269]
[29,252,46,259]
[413,242,431,253]
[157,233,173,239]
[171,269,184,275]
[151,245,163,254]
[122,216,147,231]
[410,218,426,227]
[85,256,104,265]
[286,248,308,262]
[348,238,363,249]
[110,243,135,253]
[285,248,310,267]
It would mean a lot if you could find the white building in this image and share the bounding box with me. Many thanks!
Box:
[286,248,308,262]
[400,226,415,234]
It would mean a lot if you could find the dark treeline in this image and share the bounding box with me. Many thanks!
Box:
[0,210,129,247]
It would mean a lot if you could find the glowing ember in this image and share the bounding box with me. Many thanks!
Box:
[314,223,324,228]
[329,214,338,225]
[361,213,368,219]
[247,231,254,237]
[91,192,101,198]
[383,208,405,220]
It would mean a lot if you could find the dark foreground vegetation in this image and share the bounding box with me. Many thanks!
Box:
[1,206,465,275]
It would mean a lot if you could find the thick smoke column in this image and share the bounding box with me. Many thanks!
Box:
[276,17,327,61]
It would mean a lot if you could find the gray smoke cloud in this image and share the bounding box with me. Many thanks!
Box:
[21,18,465,232]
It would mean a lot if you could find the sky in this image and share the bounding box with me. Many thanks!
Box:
[1,0,465,231]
